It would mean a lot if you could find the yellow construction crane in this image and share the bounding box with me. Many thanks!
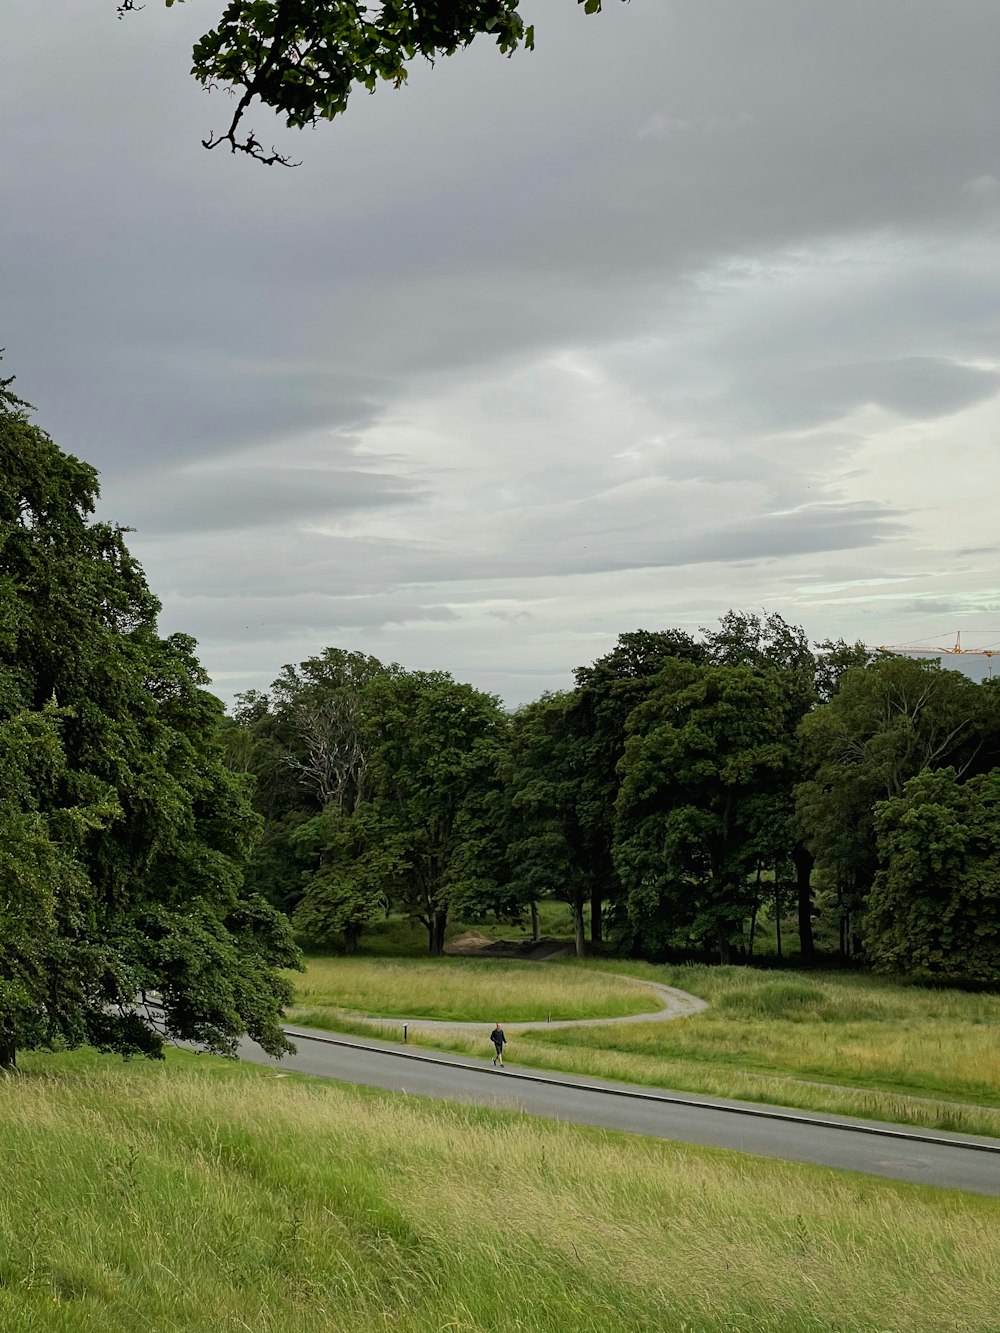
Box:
[873,632,1000,675]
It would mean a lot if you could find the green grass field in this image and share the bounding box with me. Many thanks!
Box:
[2,1048,998,1332]
[289,956,1000,1138]
[290,955,658,1024]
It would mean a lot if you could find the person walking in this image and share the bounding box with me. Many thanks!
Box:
[490,1022,507,1067]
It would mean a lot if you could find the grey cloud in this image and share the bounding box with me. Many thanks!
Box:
[132,495,906,619]
[372,500,906,584]
[134,529,431,601]
[8,0,1000,477]
[897,601,964,617]
[693,257,1000,405]
[730,357,1000,431]
[962,176,1000,202]
[3,1,998,705]
[157,594,458,642]
[99,463,420,535]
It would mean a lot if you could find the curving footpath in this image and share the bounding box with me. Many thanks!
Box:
[300,972,707,1035]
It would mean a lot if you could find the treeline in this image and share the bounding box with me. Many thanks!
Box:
[225,616,1000,985]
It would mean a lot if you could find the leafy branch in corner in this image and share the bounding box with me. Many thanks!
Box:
[118,0,622,165]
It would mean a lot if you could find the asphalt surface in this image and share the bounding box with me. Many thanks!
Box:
[235,1024,1000,1197]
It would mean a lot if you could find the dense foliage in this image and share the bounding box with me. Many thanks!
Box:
[614,660,796,962]
[868,768,1000,983]
[233,610,1000,984]
[0,375,299,1068]
[231,650,509,954]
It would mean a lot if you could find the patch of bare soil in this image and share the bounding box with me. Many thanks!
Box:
[445,932,572,961]
[444,931,495,954]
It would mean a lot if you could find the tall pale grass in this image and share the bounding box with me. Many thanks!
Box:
[290,956,657,1023]
[564,961,1000,1106]
[2,1049,998,1332]
[308,959,1000,1137]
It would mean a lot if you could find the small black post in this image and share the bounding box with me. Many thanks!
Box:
[403,1023,408,1043]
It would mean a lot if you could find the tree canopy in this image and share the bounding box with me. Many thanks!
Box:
[795,655,999,954]
[868,767,1000,985]
[219,607,1000,982]
[0,373,298,1068]
[120,0,622,163]
[232,654,510,954]
[504,691,592,956]
[614,659,796,961]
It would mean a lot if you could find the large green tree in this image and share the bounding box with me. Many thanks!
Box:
[120,0,621,163]
[573,629,707,947]
[291,802,409,952]
[0,374,298,1068]
[505,691,592,956]
[702,611,820,958]
[796,656,999,957]
[364,669,509,953]
[226,649,401,923]
[614,660,795,961]
[868,767,1000,985]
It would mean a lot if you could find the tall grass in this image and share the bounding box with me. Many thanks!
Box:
[564,961,1000,1103]
[309,958,1000,1137]
[291,955,657,1024]
[2,1049,998,1332]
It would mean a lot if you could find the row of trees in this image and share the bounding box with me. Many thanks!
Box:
[228,618,1000,984]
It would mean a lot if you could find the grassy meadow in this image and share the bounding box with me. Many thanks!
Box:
[2,1047,999,1333]
[289,956,1000,1138]
[289,955,657,1024]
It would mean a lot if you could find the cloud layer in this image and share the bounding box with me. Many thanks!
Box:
[3,0,1000,700]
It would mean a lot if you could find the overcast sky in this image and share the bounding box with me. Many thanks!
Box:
[5,1,1000,703]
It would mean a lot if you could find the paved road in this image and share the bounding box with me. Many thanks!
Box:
[236,1024,1000,1197]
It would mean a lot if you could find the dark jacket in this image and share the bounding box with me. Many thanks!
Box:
[490,1027,506,1048]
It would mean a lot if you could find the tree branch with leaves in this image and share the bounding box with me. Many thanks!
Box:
[116,0,622,163]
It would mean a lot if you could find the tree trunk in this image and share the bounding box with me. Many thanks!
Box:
[590,888,603,948]
[343,923,361,954]
[0,1042,15,1072]
[775,891,782,960]
[530,900,540,943]
[571,897,586,958]
[837,880,847,959]
[430,910,448,957]
[747,862,762,963]
[793,844,815,961]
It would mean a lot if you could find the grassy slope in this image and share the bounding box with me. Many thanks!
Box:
[290,955,656,1024]
[2,1049,999,1333]
[290,957,1000,1138]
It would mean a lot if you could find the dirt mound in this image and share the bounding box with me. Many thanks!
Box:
[445,933,572,961]
[444,931,496,954]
